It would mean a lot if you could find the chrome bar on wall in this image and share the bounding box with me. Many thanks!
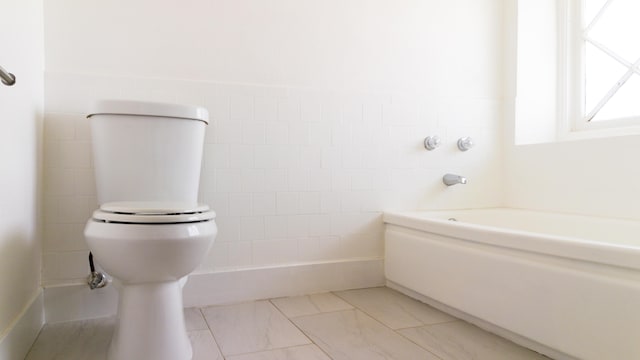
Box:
[0,65,16,86]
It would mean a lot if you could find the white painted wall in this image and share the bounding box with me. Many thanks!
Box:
[44,0,503,96]
[42,0,506,285]
[513,0,558,145]
[505,136,640,220]
[0,0,44,348]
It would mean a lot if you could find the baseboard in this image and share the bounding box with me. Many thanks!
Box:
[44,281,119,324]
[44,258,385,323]
[184,258,385,307]
[0,290,45,360]
[387,280,577,360]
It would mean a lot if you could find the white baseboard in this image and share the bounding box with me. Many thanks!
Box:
[44,258,385,323]
[0,290,44,360]
[185,258,385,307]
[44,281,119,324]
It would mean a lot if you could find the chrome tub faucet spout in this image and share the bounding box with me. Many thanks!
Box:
[443,174,467,186]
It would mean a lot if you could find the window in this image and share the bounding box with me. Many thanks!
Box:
[569,0,640,131]
[514,0,640,143]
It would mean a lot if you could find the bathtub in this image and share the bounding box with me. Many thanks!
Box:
[384,208,640,360]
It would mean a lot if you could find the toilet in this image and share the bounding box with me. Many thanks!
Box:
[84,100,217,360]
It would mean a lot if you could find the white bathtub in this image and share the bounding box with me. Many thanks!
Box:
[384,208,640,360]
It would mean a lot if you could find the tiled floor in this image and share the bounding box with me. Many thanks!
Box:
[25,287,549,360]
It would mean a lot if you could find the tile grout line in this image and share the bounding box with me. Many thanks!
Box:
[391,325,447,360]
[285,290,447,360]
[330,289,448,360]
[197,306,226,359]
[267,297,336,360]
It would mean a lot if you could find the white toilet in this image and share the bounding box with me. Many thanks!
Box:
[84,100,217,360]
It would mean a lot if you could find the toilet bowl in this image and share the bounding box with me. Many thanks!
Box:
[85,202,216,360]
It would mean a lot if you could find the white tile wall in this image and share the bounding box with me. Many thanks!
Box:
[42,73,503,285]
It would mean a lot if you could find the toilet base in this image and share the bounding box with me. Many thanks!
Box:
[108,280,192,360]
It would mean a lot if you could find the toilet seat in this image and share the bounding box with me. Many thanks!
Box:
[93,201,216,224]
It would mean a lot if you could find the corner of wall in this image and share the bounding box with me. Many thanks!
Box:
[0,290,45,360]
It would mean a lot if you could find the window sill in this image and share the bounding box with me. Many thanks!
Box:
[559,124,640,142]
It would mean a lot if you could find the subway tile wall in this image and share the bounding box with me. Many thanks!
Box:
[42,72,503,286]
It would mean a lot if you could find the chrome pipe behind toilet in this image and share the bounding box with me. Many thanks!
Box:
[87,252,108,289]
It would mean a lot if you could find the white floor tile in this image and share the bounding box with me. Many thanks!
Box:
[202,300,311,356]
[226,344,331,360]
[185,307,209,331]
[25,287,552,360]
[292,309,440,360]
[24,317,114,360]
[189,329,224,360]
[335,287,456,329]
[270,293,353,318]
[398,321,549,360]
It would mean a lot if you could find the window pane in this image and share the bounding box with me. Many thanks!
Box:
[585,42,629,115]
[584,0,608,25]
[588,0,640,61]
[592,74,640,121]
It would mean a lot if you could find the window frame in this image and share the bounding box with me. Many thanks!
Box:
[561,0,640,136]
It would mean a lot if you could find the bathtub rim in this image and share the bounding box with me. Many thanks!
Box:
[384,208,640,272]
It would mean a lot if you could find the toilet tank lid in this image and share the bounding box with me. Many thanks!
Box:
[87,100,209,124]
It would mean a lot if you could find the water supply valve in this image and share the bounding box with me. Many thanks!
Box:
[424,135,442,150]
[457,137,474,151]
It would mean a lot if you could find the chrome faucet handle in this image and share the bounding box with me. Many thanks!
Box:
[424,136,442,150]
[457,137,474,151]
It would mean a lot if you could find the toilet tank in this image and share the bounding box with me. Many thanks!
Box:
[87,100,209,205]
